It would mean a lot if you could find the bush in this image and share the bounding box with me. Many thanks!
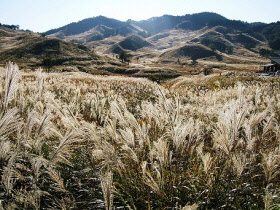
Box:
[42,58,54,71]
[259,48,271,57]
[203,67,213,75]
[118,50,132,63]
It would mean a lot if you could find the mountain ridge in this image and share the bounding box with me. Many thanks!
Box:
[1,12,278,78]
[45,12,280,51]
[45,12,242,36]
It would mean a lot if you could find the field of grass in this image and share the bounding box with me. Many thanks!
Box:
[0,62,279,209]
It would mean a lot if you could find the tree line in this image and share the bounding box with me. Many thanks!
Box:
[0,23,20,30]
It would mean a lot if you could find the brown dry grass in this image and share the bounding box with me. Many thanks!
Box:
[0,62,279,209]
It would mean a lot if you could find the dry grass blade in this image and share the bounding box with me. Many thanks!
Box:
[0,141,11,161]
[15,189,50,210]
[51,129,84,166]
[36,68,45,100]
[0,200,3,210]
[150,138,171,167]
[0,108,19,138]
[3,62,21,110]
[182,203,199,210]
[231,152,247,178]
[141,161,163,195]
[197,143,213,173]
[261,148,280,183]
[47,168,66,192]
[2,155,18,196]
[100,171,114,210]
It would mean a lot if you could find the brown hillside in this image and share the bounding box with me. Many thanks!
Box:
[0,26,126,72]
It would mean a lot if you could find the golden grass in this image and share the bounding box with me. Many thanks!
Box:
[0,62,279,209]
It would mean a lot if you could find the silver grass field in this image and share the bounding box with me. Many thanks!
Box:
[0,62,279,209]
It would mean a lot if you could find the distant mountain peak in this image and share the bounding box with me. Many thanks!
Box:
[45,16,125,36]
[44,12,280,51]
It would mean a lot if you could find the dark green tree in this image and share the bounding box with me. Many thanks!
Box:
[226,46,233,54]
[118,50,132,64]
[259,48,271,57]
[203,67,213,75]
[42,58,54,72]
[208,43,216,51]
[1,24,19,30]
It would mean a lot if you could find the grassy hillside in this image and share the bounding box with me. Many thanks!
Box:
[0,38,95,60]
[108,44,125,54]
[262,22,280,50]
[0,26,127,73]
[198,31,233,53]
[0,33,99,69]
[43,12,280,67]
[117,35,153,51]
[45,16,125,36]
[161,44,219,60]
[133,12,239,35]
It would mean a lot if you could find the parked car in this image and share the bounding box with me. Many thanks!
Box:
[258,73,271,78]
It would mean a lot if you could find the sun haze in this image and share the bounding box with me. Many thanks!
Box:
[1,0,279,32]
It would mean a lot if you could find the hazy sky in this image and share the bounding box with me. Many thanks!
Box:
[1,0,279,32]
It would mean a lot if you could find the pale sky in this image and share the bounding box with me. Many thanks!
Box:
[0,0,279,32]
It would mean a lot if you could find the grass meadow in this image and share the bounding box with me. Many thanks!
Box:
[0,62,279,209]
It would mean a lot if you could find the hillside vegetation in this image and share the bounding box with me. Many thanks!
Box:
[161,44,219,60]
[0,38,95,63]
[0,62,279,209]
[45,12,280,51]
[41,12,277,72]
[2,11,278,75]
[261,22,280,50]
[0,26,129,73]
[45,16,125,36]
[113,35,152,51]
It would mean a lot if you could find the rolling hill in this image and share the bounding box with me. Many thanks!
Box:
[45,16,125,37]
[160,44,219,60]
[2,12,279,77]
[0,26,125,73]
[45,12,258,41]
[116,35,153,51]
[44,12,279,61]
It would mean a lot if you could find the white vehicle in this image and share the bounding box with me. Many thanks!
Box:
[258,73,271,78]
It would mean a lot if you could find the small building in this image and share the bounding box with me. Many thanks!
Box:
[271,57,280,70]
[262,63,276,72]
[262,55,280,73]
